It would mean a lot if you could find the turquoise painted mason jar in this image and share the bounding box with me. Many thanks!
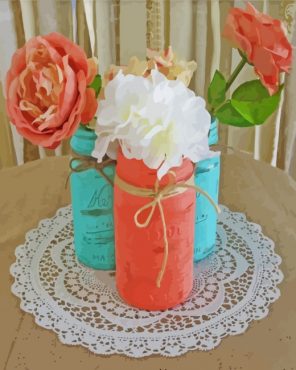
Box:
[194,118,220,262]
[70,126,115,270]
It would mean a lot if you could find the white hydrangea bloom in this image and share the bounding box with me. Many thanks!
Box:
[92,69,216,179]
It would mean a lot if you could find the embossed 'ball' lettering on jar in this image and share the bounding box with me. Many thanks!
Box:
[114,150,196,311]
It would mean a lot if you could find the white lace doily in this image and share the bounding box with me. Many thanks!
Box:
[10,205,283,358]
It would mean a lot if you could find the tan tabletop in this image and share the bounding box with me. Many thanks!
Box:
[1,152,296,370]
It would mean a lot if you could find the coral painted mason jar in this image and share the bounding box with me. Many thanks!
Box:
[114,151,196,310]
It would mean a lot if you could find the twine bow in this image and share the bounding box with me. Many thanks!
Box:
[66,151,115,188]
[115,171,221,288]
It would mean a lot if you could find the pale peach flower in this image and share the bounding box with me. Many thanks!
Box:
[103,47,197,89]
[147,46,197,86]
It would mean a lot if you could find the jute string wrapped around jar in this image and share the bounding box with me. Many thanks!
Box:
[68,151,115,186]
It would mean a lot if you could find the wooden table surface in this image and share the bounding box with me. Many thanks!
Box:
[1,152,296,370]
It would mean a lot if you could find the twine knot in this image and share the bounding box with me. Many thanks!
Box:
[66,152,115,188]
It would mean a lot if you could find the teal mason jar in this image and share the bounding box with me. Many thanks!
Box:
[194,117,220,262]
[70,126,115,270]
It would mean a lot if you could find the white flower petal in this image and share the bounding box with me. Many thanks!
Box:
[106,140,119,160]
[92,135,112,162]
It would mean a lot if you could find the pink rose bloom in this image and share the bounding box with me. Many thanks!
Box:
[6,32,98,149]
[223,2,292,95]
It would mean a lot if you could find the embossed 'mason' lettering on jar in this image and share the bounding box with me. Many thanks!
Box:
[70,125,115,270]
[147,224,182,242]
[114,150,196,311]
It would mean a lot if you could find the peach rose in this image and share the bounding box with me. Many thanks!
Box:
[6,32,98,149]
[223,2,292,95]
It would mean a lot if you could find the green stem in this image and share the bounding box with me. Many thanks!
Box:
[211,56,247,116]
[225,56,247,92]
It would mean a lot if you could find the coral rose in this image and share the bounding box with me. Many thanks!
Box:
[6,32,98,149]
[223,2,292,95]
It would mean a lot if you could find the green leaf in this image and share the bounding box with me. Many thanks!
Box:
[88,74,102,97]
[231,80,283,124]
[208,70,227,109]
[215,101,253,127]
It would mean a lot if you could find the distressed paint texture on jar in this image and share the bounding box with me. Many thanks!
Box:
[70,126,115,270]
[114,151,196,310]
[194,117,220,261]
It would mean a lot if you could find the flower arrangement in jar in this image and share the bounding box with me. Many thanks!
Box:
[92,69,219,310]
[4,32,116,270]
[4,1,293,312]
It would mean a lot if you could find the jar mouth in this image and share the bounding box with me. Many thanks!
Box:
[195,156,220,173]
[116,149,195,188]
[75,126,97,140]
[70,125,97,156]
[209,118,218,146]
